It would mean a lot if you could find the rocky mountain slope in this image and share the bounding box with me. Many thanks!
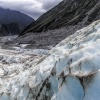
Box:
[0,20,100,100]
[0,23,20,36]
[16,0,100,48]
[0,7,34,36]
[20,0,100,35]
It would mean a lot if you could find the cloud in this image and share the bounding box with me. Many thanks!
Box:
[42,0,62,10]
[0,0,62,19]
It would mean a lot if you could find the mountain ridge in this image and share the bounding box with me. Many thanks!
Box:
[15,0,100,48]
[20,0,100,36]
[0,7,34,28]
[0,7,34,36]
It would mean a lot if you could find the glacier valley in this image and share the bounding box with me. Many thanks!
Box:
[0,20,100,100]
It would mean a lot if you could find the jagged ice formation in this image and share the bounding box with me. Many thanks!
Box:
[0,20,100,99]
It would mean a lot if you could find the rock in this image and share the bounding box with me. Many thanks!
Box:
[0,23,20,36]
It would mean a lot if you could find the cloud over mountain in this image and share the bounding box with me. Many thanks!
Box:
[0,0,62,19]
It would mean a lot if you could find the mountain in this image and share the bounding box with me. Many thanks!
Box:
[20,0,100,35]
[0,23,20,36]
[0,7,34,35]
[0,20,100,100]
[17,0,100,47]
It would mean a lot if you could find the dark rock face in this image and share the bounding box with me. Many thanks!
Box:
[0,25,7,36]
[0,7,34,36]
[0,23,21,36]
[20,0,100,35]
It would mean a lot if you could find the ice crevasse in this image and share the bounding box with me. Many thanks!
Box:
[0,20,100,100]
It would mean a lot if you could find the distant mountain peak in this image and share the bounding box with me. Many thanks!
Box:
[0,7,34,26]
[0,7,35,36]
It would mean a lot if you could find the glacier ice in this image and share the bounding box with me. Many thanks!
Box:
[0,20,100,100]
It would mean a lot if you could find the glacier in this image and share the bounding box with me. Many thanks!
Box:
[0,20,100,100]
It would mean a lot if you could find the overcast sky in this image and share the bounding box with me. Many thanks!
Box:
[0,0,62,19]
